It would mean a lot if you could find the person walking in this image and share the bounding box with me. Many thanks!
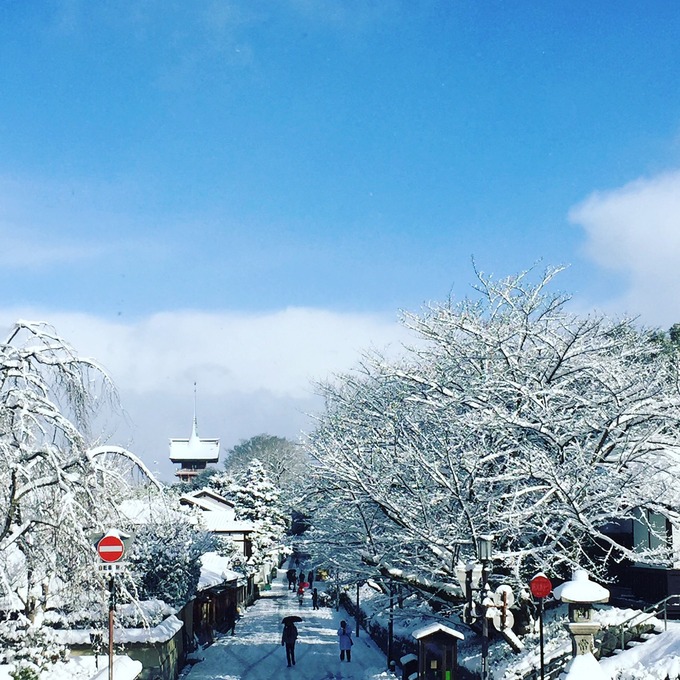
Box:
[226,602,238,635]
[337,619,353,662]
[311,587,319,610]
[286,568,297,591]
[281,622,298,667]
[297,583,305,607]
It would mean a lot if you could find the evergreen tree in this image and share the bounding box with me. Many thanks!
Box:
[228,459,288,568]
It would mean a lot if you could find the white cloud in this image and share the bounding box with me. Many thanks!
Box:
[569,169,680,326]
[0,307,411,481]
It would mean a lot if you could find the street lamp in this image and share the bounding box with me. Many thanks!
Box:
[477,535,494,680]
[455,535,495,680]
[477,535,494,562]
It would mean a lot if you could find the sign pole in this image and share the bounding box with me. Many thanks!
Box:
[92,530,132,680]
[538,597,545,680]
[108,576,115,680]
[529,574,552,680]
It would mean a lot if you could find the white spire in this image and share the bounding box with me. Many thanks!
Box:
[191,381,199,440]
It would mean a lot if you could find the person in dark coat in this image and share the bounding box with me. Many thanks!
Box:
[337,619,353,661]
[311,587,319,610]
[286,569,297,591]
[307,570,314,587]
[281,622,298,667]
[299,570,305,587]
[226,603,238,635]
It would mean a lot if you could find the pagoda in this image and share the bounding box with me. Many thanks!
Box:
[169,395,220,482]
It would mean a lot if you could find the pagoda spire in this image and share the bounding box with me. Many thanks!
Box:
[191,381,199,440]
[169,382,220,483]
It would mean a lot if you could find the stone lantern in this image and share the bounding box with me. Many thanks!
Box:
[553,570,609,680]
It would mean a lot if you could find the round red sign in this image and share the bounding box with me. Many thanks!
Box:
[530,574,552,599]
[97,534,125,563]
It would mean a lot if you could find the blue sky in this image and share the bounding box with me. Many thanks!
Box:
[2,1,680,479]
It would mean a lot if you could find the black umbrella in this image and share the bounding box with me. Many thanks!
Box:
[282,615,303,625]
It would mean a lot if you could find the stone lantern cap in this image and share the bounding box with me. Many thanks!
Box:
[553,569,609,604]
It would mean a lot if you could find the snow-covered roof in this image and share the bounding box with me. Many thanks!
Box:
[200,511,255,534]
[412,622,464,641]
[180,488,235,513]
[118,498,186,525]
[169,418,219,463]
[179,489,254,533]
[198,551,244,591]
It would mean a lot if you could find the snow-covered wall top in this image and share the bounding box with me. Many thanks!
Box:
[198,551,244,591]
[52,614,184,645]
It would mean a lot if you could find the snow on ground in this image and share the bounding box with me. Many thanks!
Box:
[600,622,680,679]
[182,567,399,680]
[0,655,142,680]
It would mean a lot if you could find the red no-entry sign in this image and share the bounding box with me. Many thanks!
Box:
[530,574,552,599]
[97,534,125,563]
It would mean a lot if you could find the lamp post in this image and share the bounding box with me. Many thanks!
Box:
[336,568,340,612]
[477,535,494,680]
[355,581,365,638]
[387,579,394,671]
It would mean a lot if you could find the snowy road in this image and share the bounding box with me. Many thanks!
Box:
[182,569,398,680]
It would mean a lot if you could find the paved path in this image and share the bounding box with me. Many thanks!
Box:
[182,567,398,680]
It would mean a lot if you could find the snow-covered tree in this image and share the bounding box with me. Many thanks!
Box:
[305,267,680,601]
[224,434,308,500]
[127,510,215,610]
[228,459,288,568]
[0,321,125,616]
[0,321,137,671]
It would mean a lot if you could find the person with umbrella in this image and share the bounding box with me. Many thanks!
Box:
[281,616,301,667]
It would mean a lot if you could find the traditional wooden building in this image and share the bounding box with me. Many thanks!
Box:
[179,488,255,560]
[169,416,220,483]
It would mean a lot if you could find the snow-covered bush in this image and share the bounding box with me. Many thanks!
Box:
[0,614,66,673]
[10,667,40,680]
[127,515,215,609]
